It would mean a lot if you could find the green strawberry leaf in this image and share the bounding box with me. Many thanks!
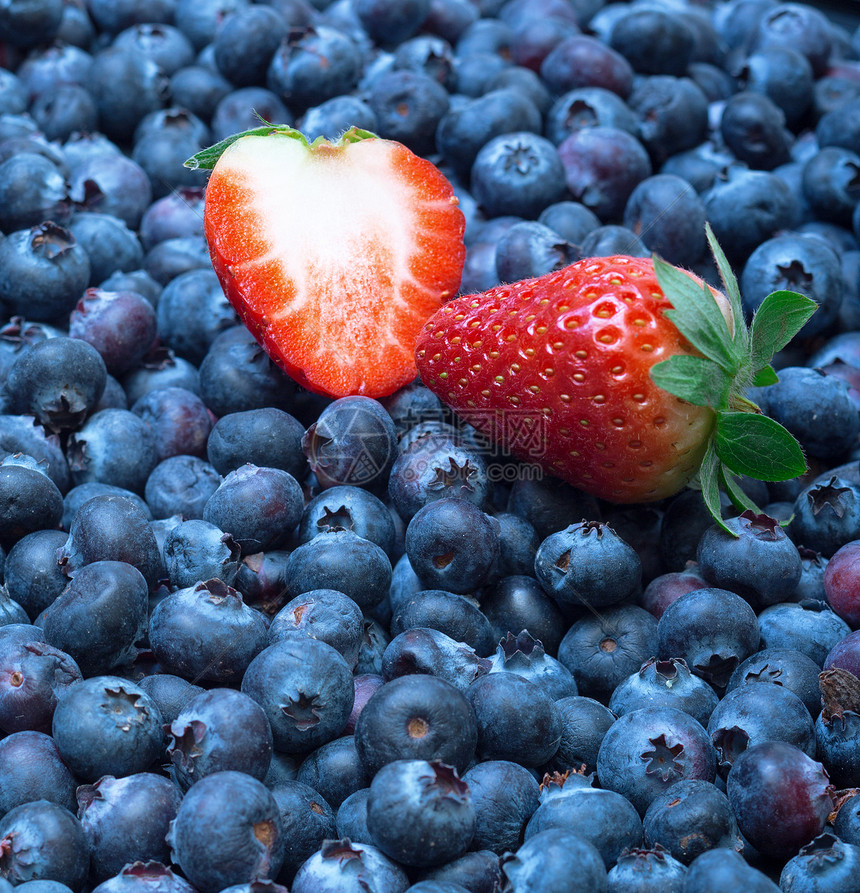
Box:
[749,290,819,372]
[751,365,779,387]
[185,124,379,170]
[705,222,748,356]
[652,254,741,375]
[714,411,807,482]
[650,355,732,408]
[699,442,733,535]
[719,467,762,514]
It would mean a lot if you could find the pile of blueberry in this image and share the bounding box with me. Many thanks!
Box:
[4,0,860,891]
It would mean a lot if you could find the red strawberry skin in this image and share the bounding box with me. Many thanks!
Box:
[415,255,729,503]
[203,132,466,399]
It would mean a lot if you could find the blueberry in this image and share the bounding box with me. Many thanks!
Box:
[355,673,477,775]
[0,802,87,890]
[0,223,90,322]
[367,759,475,868]
[487,630,577,698]
[628,76,709,168]
[299,486,395,557]
[606,846,686,893]
[302,396,398,491]
[540,33,633,97]
[779,833,860,893]
[609,658,718,727]
[742,233,843,338]
[367,69,449,156]
[0,461,63,552]
[150,579,268,683]
[833,793,860,846]
[704,167,799,263]
[336,790,373,844]
[435,88,542,179]
[558,126,652,221]
[405,498,499,594]
[41,560,148,676]
[543,695,615,776]
[470,131,566,220]
[682,848,780,892]
[355,0,431,46]
[597,706,717,816]
[494,220,576,283]
[557,605,658,701]
[381,626,490,692]
[642,779,742,866]
[608,8,695,76]
[51,675,163,782]
[4,336,107,433]
[524,770,643,870]
[88,863,196,893]
[758,599,851,667]
[233,549,292,618]
[388,433,490,523]
[269,589,364,669]
[737,45,813,130]
[77,773,182,883]
[0,731,77,818]
[391,589,496,657]
[167,687,272,789]
[268,780,337,884]
[752,2,832,77]
[657,588,760,690]
[467,672,561,767]
[461,759,539,854]
[696,511,802,610]
[726,647,822,717]
[499,828,607,892]
[622,174,707,267]
[58,494,162,589]
[290,838,409,893]
[299,95,379,143]
[167,771,285,893]
[242,636,354,755]
[535,520,641,610]
[203,464,303,556]
[763,367,859,461]
[726,740,834,859]
[287,529,392,611]
[708,682,816,778]
[296,736,369,810]
[207,408,306,480]
[267,26,363,112]
[210,87,292,143]
[0,639,81,735]
[136,673,203,727]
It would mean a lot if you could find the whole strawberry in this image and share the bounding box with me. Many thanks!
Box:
[186,125,465,399]
[415,226,815,531]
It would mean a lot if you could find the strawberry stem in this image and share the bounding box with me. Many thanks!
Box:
[184,124,380,171]
[650,225,817,536]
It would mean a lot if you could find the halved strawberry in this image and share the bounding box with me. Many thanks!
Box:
[186,126,465,399]
[416,226,817,532]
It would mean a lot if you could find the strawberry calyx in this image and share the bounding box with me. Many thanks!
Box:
[649,223,818,535]
[184,123,379,171]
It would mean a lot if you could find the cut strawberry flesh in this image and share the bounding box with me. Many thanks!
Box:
[205,134,465,398]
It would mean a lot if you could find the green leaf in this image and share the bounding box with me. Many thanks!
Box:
[749,290,819,371]
[719,467,763,514]
[751,365,779,387]
[714,411,807,482]
[699,441,735,536]
[652,254,740,375]
[185,124,379,170]
[650,355,732,408]
[705,222,748,356]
